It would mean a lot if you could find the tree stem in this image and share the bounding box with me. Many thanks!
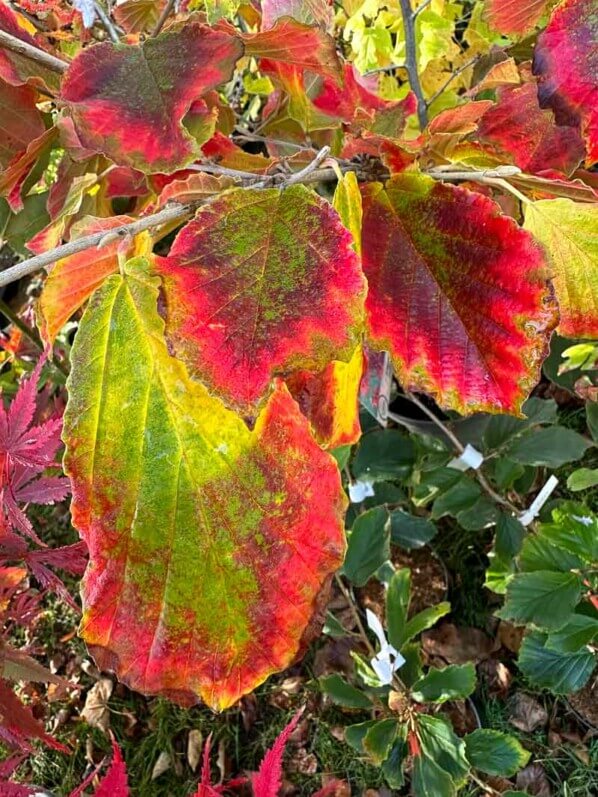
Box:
[399,0,428,130]
[0,29,69,73]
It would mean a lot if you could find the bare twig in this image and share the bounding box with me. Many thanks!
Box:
[0,29,69,73]
[426,54,481,107]
[398,0,428,129]
[412,0,432,17]
[404,391,520,513]
[93,1,120,43]
[151,0,176,37]
[0,203,193,289]
[427,165,522,181]
[233,128,316,152]
[254,145,330,188]
[363,63,407,77]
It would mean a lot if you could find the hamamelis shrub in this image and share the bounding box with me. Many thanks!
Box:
[0,0,596,792]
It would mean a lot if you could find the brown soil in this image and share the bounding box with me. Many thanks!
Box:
[568,679,598,729]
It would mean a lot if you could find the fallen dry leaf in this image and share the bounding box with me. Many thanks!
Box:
[478,659,512,697]
[151,750,171,780]
[516,763,552,796]
[80,676,113,733]
[510,692,548,733]
[498,621,525,653]
[422,623,496,664]
[187,728,203,773]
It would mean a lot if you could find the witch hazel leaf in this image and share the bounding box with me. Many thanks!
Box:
[261,0,333,31]
[524,199,598,338]
[477,82,585,175]
[251,709,304,797]
[483,0,547,36]
[60,23,242,173]
[243,17,341,79]
[155,185,366,414]
[38,215,153,345]
[63,257,346,711]
[533,0,598,165]
[361,174,558,415]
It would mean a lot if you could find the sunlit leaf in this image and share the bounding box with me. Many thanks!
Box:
[361,174,557,414]
[0,81,45,170]
[524,199,598,338]
[63,257,346,710]
[0,2,61,92]
[155,185,366,414]
[484,0,547,36]
[533,0,598,164]
[261,0,333,30]
[60,24,242,173]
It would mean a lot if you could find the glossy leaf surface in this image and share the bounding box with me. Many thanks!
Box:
[63,258,346,710]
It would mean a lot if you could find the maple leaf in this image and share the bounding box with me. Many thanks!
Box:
[63,257,346,710]
[38,215,153,345]
[0,360,69,542]
[533,0,598,165]
[524,198,598,338]
[483,0,547,36]
[60,24,243,173]
[0,677,68,753]
[477,81,585,175]
[361,174,558,415]
[155,185,366,414]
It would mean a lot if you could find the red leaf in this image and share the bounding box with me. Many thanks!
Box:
[0,80,45,170]
[60,24,242,173]
[483,0,547,36]
[0,126,57,212]
[533,0,598,164]
[478,82,585,175]
[93,739,129,797]
[155,185,365,413]
[0,677,68,753]
[243,17,340,79]
[0,3,61,92]
[251,708,304,797]
[428,101,494,136]
[361,174,558,414]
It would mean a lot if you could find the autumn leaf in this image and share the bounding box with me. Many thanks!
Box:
[60,23,242,173]
[261,0,333,31]
[63,257,346,711]
[0,81,45,170]
[113,0,165,33]
[243,17,341,79]
[484,0,547,36]
[361,174,558,414]
[477,82,585,175]
[533,0,598,164]
[524,198,598,338]
[0,127,56,213]
[0,2,61,92]
[155,185,366,414]
[38,215,153,345]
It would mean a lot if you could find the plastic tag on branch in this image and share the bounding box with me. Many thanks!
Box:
[448,444,484,472]
[359,348,393,427]
[366,608,405,686]
[348,479,375,503]
[518,475,558,526]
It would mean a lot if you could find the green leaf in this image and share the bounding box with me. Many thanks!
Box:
[402,603,451,647]
[520,535,584,573]
[363,718,399,764]
[412,468,462,507]
[539,503,598,563]
[399,641,424,687]
[386,568,411,650]
[345,720,378,752]
[431,477,481,519]
[518,632,596,693]
[417,714,469,787]
[353,430,415,483]
[544,615,598,653]
[457,496,499,531]
[506,427,592,467]
[485,552,516,596]
[319,674,373,709]
[483,398,557,452]
[390,509,437,550]
[495,514,525,559]
[587,401,598,443]
[567,468,598,491]
[411,664,476,704]
[343,506,391,586]
[498,571,582,630]
[323,612,350,639]
[464,729,530,777]
[412,755,457,797]
[381,733,407,789]
[331,445,352,470]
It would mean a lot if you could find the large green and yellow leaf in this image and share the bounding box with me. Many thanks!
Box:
[523,199,598,338]
[63,258,346,711]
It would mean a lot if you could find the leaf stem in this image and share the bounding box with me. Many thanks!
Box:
[426,54,481,107]
[151,0,176,37]
[398,0,428,129]
[334,574,376,658]
[0,29,69,73]
[93,1,120,43]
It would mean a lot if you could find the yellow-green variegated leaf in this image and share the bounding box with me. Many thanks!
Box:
[63,257,346,711]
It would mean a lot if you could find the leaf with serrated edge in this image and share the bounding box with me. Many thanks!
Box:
[155,185,366,414]
[63,257,346,711]
[524,199,598,338]
[361,174,557,414]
